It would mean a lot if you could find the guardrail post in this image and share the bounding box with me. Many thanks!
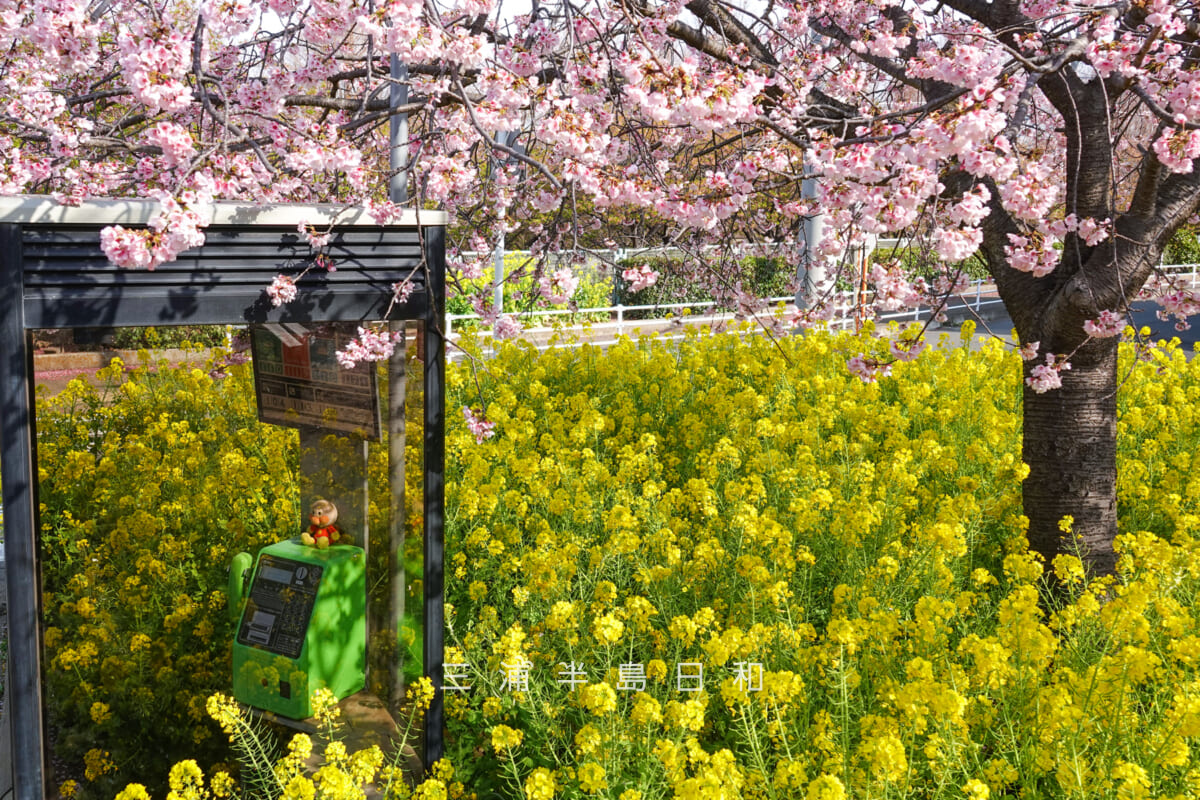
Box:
[617,305,625,336]
[975,281,981,310]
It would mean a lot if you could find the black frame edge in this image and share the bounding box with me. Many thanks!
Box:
[0,223,47,800]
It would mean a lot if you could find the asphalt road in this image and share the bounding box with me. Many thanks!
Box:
[937,298,1200,358]
[1127,301,1200,353]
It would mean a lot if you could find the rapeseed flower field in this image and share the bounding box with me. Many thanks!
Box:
[34,322,1200,799]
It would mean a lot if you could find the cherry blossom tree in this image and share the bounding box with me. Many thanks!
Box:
[4,0,1200,575]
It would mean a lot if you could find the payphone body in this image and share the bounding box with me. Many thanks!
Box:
[231,539,366,719]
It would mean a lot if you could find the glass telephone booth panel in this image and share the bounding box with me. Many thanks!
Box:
[32,320,422,785]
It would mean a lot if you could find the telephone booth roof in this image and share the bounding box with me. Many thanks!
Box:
[0,196,447,328]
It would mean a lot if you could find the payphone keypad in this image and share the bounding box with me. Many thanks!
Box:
[236,555,323,660]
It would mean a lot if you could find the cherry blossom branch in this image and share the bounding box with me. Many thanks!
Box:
[809,21,920,89]
[683,0,776,65]
[66,88,132,106]
[191,20,241,146]
[284,94,428,117]
[1129,85,1200,131]
[447,73,563,191]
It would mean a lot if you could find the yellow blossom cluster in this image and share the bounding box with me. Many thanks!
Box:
[37,324,1200,800]
[432,325,1200,799]
[118,693,462,800]
[37,353,302,794]
[40,346,430,796]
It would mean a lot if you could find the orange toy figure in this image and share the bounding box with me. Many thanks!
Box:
[302,499,340,549]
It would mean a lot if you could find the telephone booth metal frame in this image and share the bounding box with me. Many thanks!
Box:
[0,197,448,799]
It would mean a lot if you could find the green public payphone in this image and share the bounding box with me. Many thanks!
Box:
[229,538,366,719]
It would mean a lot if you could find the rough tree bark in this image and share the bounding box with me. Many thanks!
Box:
[1021,338,1120,576]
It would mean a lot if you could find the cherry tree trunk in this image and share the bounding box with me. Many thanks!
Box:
[1021,339,1120,577]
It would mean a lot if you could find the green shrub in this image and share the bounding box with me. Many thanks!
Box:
[612,254,795,319]
[109,326,232,350]
[869,242,990,282]
[446,252,613,325]
[1164,225,1200,265]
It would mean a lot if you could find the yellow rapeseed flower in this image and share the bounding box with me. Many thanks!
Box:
[84,748,115,781]
[491,724,524,754]
[524,768,557,800]
[407,677,436,711]
[591,613,624,646]
[210,773,235,799]
[282,775,315,800]
[115,785,151,800]
[90,701,111,725]
[311,688,341,726]
[806,774,846,800]
[166,760,206,800]
[580,683,617,716]
[577,763,607,793]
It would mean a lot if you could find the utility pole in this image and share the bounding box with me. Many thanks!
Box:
[797,170,826,309]
[387,52,410,721]
[491,130,519,336]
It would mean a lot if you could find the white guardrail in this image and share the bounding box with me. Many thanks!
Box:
[1161,263,1200,283]
[446,280,1004,354]
[448,263,1200,343]
[446,265,1200,357]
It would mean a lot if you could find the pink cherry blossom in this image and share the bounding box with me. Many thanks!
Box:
[494,315,524,339]
[462,406,496,444]
[1077,218,1110,246]
[1156,289,1200,329]
[266,275,297,307]
[928,265,971,297]
[870,263,924,310]
[393,279,415,304]
[539,268,579,304]
[932,226,983,263]
[847,354,892,383]
[145,122,195,168]
[622,264,660,292]
[948,185,992,226]
[1083,310,1125,339]
[999,161,1059,222]
[200,0,258,38]
[117,27,193,112]
[1004,233,1059,278]
[336,327,404,369]
[298,222,331,249]
[889,337,927,362]
[1026,363,1063,393]
[1026,354,1071,394]
[99,226,154,270]
[365,200,403,225]
[1152,128,1200,174]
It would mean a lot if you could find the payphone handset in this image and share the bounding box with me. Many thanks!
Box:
[229,538,366,719]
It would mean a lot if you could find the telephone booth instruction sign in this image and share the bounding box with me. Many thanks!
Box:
[251,323,382,439]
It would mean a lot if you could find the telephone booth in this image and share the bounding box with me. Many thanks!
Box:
[0,197,447,799]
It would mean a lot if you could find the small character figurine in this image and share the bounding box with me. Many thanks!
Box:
[301,498,340,549]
